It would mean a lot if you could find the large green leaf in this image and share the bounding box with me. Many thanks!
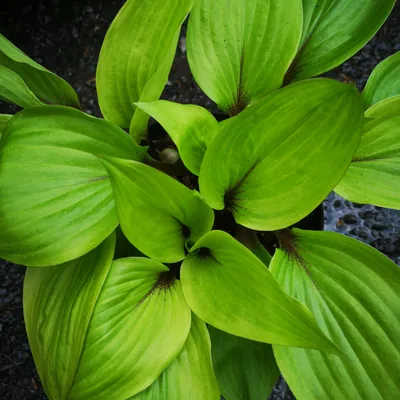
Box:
[363,51,400,108]
[209,326,279,400]
[0,113,11,140]
[25,248,192,400]
[96,0,193,133]
[0,65,43,108]
[181,230,340,353]
[199,79,364,230]
[24,233,116,400]
[287,0,395,82]
[132,314,220,400]
[0,34,80,108]
[0,106,145,266]
[187,0,302,113]
[270,229,400,400]
[101,156,214,263]
[335,95,400,209]
[135,100,219,175]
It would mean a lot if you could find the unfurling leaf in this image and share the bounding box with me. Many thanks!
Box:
[271,229,400,400]
[363,51,400,108]
[96,0,193,137]
[135,100,219,175]
[287,0,396,82]
[132,314,220,400]
[101,156,214,263]
[0,106,145,266]
[0,34,80,108]
[24,245,192,400]
[209,326,279,400]
[335,95,400,209]
[187,0,302,113]
[200,79,364,230]
[181,230,340,353]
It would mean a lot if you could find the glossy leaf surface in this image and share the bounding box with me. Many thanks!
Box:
[132,314,220,400]
[101,157,214,263]
[187,0,302,113]
[289,0,395,82]
[209,326,279,400]
[136,100,219,174]
[200,79,364,230]
[363,51,400,108]
[181,230,340,353]
[97,0,192,132]
[0,106,145,266]
[0,34,80,107]
[335,95,400,209]
[271,229,400,400]
[0,65,43,108]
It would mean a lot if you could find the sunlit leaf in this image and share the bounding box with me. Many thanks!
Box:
[0,34,80,107]
[181,230,340,353]
[209,326,279,400]
[0,65,43,108]
[271,229,400,400]
[187,0,302,113]
[363,51,400,108]
[135,100,219,174]
[199,79,364,230]
[101,156,214,263]
[287,0,396,82]
[335,95,400,209]
[0,106,145,266]
[132,314,220,400]
[97,0,193,134]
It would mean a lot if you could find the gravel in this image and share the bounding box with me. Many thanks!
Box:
[0,1,399,399]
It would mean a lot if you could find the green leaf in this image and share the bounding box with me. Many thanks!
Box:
[0,65,43,108]
[181,230,340,353]
[135,100,219,174]
[187,0,302,113]
[0,34,80,108]
[24,233,116,400]
[335,95,400,209]
[0,113,12,139]
[199,79,364,230]
[101,156,214,263]
[209,326,279,400]
[270,229,400,400]
[96,0,193,131]
[288,0,396,82]
[132,314,220,400]
[25,249,192,400]
[363,51,400,108]
[0,106,145,266]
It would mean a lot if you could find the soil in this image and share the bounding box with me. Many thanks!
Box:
[0,1,399,399]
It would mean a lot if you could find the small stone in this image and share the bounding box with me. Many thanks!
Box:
[343,214,358,224]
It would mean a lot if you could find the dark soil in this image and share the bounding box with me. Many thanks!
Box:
[1,1,399,399]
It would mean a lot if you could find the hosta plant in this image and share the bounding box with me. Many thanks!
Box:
[1,0,400,399]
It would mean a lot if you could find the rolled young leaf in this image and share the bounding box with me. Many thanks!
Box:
[270,229,400,400]
[131,314,220,400]
[209,326,279,400]
[287,0,396,82]
[0,34,80,108]
[363,51,400,108]
[135,100,219,175]
[25,248,192,400]
[0,114,11,139]
[96,0,193,133]
[335,95,400,209]
[0,106,146,266]
[199,79,364,230]
[101,156,214,263]
[187,0,302,114]
[0,65,44,108]
[181,230,340,353]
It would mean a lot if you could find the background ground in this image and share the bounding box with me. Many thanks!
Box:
[0,1,399,399]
